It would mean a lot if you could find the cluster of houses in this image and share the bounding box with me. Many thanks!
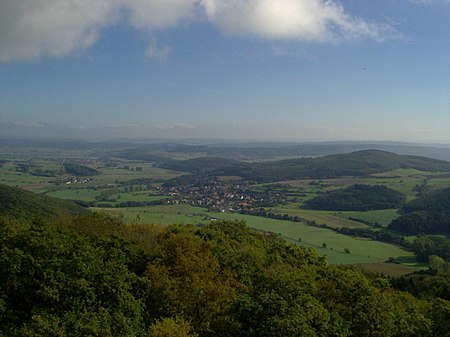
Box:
[159,180,288,212]
[65,177,93,185]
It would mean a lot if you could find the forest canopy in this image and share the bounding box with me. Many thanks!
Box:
[1,213,449,336]
[389,188,450,234]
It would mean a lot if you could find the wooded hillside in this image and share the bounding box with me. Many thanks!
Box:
[303,184,406,211]
[389,188,450,234]
[1,215,449,336]
[157,150,450,183]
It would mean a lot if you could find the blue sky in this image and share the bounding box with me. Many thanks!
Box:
[1,0,450,142]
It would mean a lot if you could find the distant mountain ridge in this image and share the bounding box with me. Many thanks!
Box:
[3,135,450,161]
[156,142,450,161]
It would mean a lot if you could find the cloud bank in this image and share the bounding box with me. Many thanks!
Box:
[0,0,398,62]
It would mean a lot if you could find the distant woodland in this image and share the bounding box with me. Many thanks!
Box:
[63,163,100,176]
[149,150,450,183]
[304,184,406,211]
[389,188,450,234]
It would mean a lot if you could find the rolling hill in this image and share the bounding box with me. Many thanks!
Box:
[157,150,450,183]
[389,187,450,234]
[303,184,406,211]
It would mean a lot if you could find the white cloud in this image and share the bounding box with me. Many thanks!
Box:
[0,0,118,62]
[202,0,397,42]
[0,0,398,62]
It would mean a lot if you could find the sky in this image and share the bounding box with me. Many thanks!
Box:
[1,0,450,142]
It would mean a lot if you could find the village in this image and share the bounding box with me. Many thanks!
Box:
[65,177,93,184]
[159,179,290,213]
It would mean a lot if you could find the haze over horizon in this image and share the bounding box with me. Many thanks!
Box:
[1,0,450,143]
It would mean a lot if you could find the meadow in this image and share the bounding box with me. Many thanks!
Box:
[202,212,417,265]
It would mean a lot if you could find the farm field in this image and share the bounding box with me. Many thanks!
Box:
[206,211,416,265]
[92,166,182,184]
[46,188,102,202]
[268,204,370,229]
[105,203,417,265]
[0,163,53,188]
[336,209,400,227]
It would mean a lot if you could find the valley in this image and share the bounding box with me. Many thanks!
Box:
[3,141,450,273]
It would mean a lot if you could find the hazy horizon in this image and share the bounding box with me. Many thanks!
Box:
[1,1,450,143]
[3,121,450,146]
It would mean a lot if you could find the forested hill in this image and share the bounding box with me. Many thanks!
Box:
[303,184,406,211]
[0,184,86,222]
[389,187,450,234]
[1,215,450,336]
[401,187,450,214]
[157,150,450,182]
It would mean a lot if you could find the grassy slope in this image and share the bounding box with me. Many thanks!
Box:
[103,203,415,265]
[209,212,415,265]
[336,209,400,227]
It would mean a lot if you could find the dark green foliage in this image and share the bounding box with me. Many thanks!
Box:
[410,236,450,262]
[393,237,450,302]
[63,163,100,176]
[0,184,86,223]
[162,174,208,187]
[0,219,147,336]
[389,212,450,234]
[304,184,406,211]
[389,188,450,234]
[401,187,450,214]
[428,299,450,336]
[392,271,450,301]
[160,157,246,176]
[1,213,449,336]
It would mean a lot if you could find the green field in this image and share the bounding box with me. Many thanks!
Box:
[46,188,103,202]
[110,191,167,203]
[205,212,416,265]
[336,209,400,227]
[372,168,429,178]
[102,203,416,265]
[0,163,53,188]
[92,165,182,184]
[268,204,371,229]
